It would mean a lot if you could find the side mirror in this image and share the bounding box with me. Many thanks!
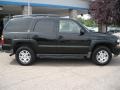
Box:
[80,30,85,35]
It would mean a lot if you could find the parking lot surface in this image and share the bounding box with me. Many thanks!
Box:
[0,52,120,90]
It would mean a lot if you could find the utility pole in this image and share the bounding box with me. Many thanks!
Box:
[28,0,30,15]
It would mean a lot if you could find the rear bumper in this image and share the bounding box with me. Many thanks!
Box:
[2,44,13,53]
[2,44,12,51]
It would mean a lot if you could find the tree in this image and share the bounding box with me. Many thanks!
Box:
[113,0,120,25]
[90,0,118,32]
[77,18,97,27]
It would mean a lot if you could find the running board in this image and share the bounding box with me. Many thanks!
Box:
[37,54,88,59]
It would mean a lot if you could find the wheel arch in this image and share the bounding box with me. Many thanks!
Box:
[91,42,114,53]
[12,39,37,53]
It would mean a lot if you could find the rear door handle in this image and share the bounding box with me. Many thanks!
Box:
[33,35,39,39]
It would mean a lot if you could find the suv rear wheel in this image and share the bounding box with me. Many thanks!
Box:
[16,46,36,65]
[92,46,112,65]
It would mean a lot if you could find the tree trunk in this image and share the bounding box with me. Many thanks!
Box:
[98,23,107,33]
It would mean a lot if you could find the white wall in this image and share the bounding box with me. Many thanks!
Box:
[1,0,90,9]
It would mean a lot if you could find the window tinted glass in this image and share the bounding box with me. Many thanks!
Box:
[34,19,55,34]
[5,18,32,32]
[59,20,81,33]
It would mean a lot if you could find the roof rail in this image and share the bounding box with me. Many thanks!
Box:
[13,14,60,18]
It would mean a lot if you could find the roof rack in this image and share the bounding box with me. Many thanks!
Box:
[13,14,60,18]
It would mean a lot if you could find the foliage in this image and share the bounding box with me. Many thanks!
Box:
[77,18,97,27]
[90,0,120,25]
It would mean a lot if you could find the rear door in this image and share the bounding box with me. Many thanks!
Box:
[33,18,57,54]
[56,19,91,54]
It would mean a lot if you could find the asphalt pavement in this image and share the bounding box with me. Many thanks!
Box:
[0,52,120,90]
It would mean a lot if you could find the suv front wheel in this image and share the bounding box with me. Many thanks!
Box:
[92,46,112,65]
[16,46,36,65]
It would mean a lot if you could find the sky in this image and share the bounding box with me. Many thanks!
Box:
[63,14,91,20]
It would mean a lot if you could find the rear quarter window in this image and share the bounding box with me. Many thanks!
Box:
[4,18,32,32]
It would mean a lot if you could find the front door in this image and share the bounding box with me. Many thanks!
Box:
[56,19,91,54]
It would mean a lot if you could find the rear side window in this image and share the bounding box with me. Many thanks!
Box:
[5,18,32,32]
[34,19,56,34]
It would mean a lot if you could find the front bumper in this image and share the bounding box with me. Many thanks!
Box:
[113,44,120,55]
[116,44,120,48]
[0,45,2,51]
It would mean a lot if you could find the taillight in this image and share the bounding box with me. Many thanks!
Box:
[1,35,4,45]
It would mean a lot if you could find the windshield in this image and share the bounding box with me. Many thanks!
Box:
[82,24,99,32]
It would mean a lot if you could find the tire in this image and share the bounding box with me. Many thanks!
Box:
[15,46,36,66]
[92,46,112,66]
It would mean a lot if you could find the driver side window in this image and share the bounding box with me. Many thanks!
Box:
[59,20,81,33]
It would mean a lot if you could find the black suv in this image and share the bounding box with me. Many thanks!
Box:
[1,14,120,66]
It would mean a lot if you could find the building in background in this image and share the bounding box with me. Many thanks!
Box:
[0,0,91,34]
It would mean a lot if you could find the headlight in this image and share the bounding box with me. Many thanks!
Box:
[117,39,120,43]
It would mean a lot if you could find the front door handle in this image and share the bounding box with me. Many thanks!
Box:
[58,35,63,40]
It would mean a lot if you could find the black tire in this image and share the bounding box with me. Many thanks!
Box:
[15,46,36,66]
[92,46,112,66]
